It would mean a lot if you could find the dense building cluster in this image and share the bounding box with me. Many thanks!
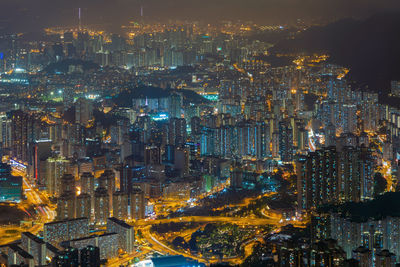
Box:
[1,18,400,266]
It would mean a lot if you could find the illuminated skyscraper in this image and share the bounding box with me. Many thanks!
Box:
[75,98,93,126]
[94,187,109,225]
[324,123,336,147]
[112,191,128,219]
[130,188,145,220]
[94,174,110,225]
[99,169,115,211]
[107,217,134,253]
[80,172,94,214]
[45,156,69,196]
[296,155,308,211]
[271,131,279,158]
[278,120,293,162]
[20,232,46,266]
[169,93,182,118]
[296,146,338,211]
[342,104,357,134]
[80,172,94,195]
[7,244,34,267]
[230,161,243,189]
[338,146,374,202]
[56,174,76,220]
[200,128,216,157]
[297,145,374,211]
[10,110,31,163]
[76,193,91,220]
[167,118,187,146]
[0,112,12,149]
[190,116,202,136]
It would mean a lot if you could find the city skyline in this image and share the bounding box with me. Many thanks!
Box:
[2,0,400,33]
[1,1,400,266]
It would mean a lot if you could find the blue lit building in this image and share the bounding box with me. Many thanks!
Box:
[0,163,22,202]
[51,247,79,266]
[134,255,206,267]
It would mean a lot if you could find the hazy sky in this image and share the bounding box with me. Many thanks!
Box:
[2,0,400,32]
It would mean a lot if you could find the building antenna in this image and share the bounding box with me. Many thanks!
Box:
[78,7,82,31]
[140,4,144,25]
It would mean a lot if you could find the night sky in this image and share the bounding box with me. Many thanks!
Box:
[2,0,400,32]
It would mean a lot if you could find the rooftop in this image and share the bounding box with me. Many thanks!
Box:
[151,255,205,267]
[45,217,89,226]
[8,244,34,259]
[107,217,132,229]
[22,232,45,244]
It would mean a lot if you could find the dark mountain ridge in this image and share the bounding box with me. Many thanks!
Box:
[271,13,400,94]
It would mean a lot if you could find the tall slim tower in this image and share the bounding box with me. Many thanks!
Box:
[140,1,144,25]
[78,8,82,31]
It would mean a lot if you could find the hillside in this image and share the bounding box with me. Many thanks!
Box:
[318,192,400,223]
[43,59,100,74]
[271,13,400,94]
